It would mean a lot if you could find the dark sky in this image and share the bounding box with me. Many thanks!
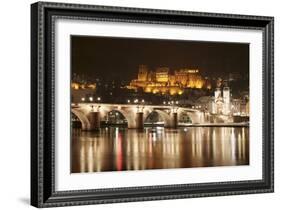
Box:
[71,35,249,80]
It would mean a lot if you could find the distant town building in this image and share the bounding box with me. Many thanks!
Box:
[71,81,97,103]
[229,72,242,81]
[209,86,249,116]
[223,87,231,115]
[209,86,231,115]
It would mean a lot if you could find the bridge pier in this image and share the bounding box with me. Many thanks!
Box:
[172,112,178,129]
[135,112,144,129]
[164,112,178,129]
[88,112,100,131]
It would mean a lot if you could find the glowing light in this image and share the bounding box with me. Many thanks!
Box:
[90,105,100,112]
[127,99,131,103]
[169,88,177,95]
[97,97,101,101]
[81,97,85,101]
[152,89,159,94]
[136,106,144,113]
[172,107,178,113]
[144,87,152,93]
[89,97,93,102]
[87,84,96,89]
[71,82,79,90]
[116,135,123,171]
[163,101,166,105]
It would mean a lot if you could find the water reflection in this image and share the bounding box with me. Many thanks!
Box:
[71,127,249,173]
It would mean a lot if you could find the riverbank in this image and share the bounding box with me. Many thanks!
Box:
[178,122,249,127]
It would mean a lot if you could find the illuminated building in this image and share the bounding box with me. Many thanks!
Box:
[155,67,169,82]
[214,87,221,100]
[147,71,156,82]
[232,99,241,115]
[128,65,210,95]
[246,101,250,115]
[210,86,231,115]
[174,69,189,86]
[213,88,224,114]
[209,97,216,114]
[209,86,249,117]
[174,69,204,88]
[223,87,231,115]
[137,65,149,81]
[229,72,242,81]
[71,82,96,90]
[71,82,97,103]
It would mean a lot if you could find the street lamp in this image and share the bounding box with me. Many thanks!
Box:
[90,104,100,112]
[171,107,178,113]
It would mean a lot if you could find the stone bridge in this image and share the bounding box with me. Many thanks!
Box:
[71,103,207,130]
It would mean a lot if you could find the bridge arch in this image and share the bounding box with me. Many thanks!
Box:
[144,109,173,127]
[102,108,136,128]
[106,110,128,125]
[144,111,163,124]
[177,108,202,124]
[71,109,91,130]
[178,112,193,123]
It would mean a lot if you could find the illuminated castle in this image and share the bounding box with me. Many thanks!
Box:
[127,65,211,95]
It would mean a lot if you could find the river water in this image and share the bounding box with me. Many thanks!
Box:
[71,127,249,173]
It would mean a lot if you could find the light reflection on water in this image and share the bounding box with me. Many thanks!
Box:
[71,127,249,173]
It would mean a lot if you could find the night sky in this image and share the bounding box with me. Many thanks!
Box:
[71,35,249,80]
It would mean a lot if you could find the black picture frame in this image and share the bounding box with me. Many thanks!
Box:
[31,1,274,208]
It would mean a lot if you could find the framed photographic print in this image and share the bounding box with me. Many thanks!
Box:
[31,1,274,208]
